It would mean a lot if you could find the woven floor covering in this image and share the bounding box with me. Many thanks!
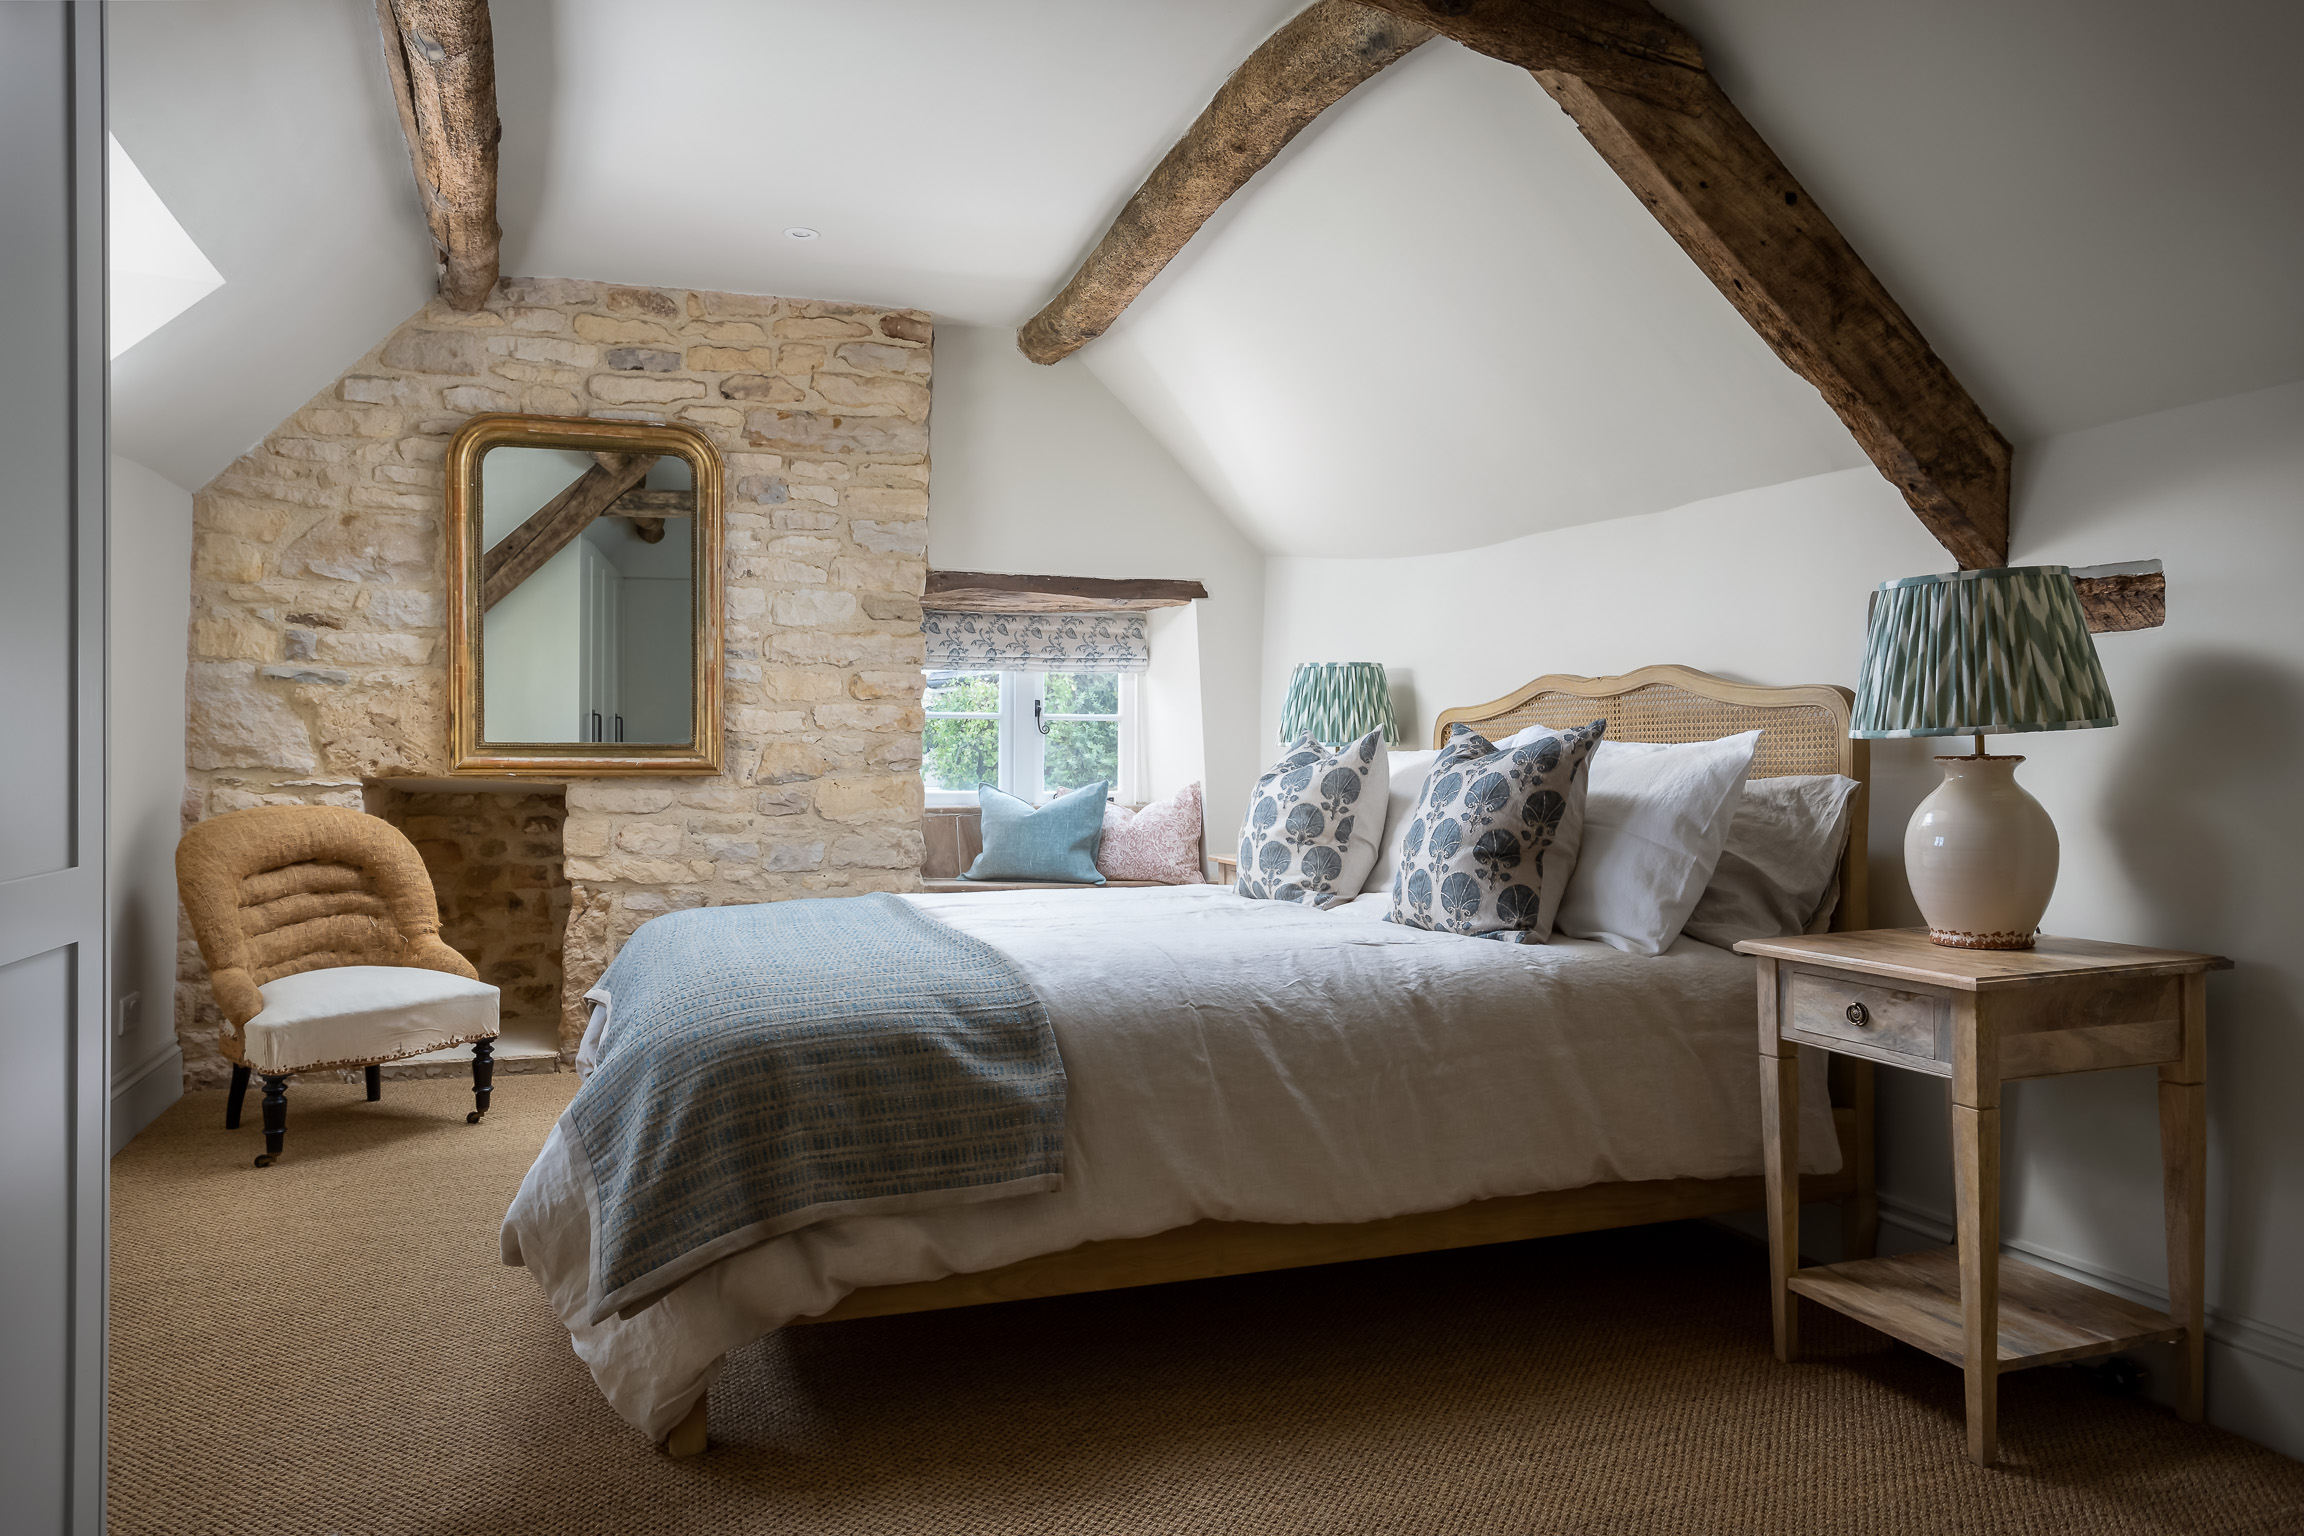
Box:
[112,1077,2303,1536]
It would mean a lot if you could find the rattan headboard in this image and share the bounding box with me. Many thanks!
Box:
[1433,664,1869,931]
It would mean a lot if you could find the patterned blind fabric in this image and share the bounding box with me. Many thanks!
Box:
[922,610,1150,674]
[1851,566,2117,737]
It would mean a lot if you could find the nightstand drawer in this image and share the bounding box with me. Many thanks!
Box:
[1784,970,1945,1062]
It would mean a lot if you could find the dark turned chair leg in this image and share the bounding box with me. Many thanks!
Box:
[467,1038,494,1124]
[365,1063,382,1102]
[226,1064,251,1130]
[255,1075,288,1167]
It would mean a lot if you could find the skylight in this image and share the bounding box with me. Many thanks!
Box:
[109,134,223,358]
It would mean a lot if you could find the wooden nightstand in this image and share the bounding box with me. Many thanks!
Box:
[1212,855,1238,886]
[1734,928,2231,1466]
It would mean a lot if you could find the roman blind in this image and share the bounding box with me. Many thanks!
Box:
[922,610,1150,673]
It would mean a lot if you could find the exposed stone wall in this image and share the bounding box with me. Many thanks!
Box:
[179,279,931,1085]
[371,786,567,1046]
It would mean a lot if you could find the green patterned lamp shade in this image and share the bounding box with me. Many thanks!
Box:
[1851,566,2118,739]
[1279,662,1399,748]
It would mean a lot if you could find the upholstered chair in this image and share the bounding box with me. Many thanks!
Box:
[176,804,500,1167]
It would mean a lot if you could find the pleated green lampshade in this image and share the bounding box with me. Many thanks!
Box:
[1279,662,1399,748]
[1851,566,2118,738]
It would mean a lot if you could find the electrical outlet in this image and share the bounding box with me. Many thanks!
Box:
[115,991,140,1038]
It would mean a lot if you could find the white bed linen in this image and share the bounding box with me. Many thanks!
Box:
[502,884,1840,1439]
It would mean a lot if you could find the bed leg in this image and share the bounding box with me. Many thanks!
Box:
[1843,1059,1879,1260]
[664,1392,707,1459]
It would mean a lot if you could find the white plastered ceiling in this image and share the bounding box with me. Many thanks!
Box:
[111,0,2304,558]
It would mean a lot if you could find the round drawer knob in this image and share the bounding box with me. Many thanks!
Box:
[1845,1002,1871,1026]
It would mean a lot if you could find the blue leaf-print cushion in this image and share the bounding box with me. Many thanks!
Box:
[1386,719,1605,942]
[1234,730,1390,909]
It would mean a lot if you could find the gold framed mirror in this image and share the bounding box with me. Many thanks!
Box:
[445,413,723,775]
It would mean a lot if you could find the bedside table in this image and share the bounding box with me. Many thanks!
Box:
[1212,855,1238,886]
[1733,928,2231,1466]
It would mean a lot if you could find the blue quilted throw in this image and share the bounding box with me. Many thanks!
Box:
[568,893,1065,1324]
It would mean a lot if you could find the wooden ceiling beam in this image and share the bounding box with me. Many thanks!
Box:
[926,572,1209,613]
[1023,0,2012,569]
[375,0,502,311]
[1017,0,1434,365]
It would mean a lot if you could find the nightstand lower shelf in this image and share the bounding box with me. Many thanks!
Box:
[1788,1246,2183,1372]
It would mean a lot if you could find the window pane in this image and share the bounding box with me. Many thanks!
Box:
[1044,719,1118,796]
[1044,670,1117,717]
[924,670,998,715]
[924,717,999,792]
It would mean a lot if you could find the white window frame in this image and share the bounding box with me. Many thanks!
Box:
[923,669,1141,806]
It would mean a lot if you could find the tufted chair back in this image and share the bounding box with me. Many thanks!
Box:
[176,805,477,1049]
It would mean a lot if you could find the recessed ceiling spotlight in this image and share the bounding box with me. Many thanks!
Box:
[784,227,819,241]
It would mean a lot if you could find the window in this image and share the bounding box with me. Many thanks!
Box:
[923,670,1142,805]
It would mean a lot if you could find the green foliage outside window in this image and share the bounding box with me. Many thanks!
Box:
[1043,672,1119,794]
[920,669,1123,798]
[923,672,998,791]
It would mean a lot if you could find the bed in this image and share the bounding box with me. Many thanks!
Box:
[501,665,1876,1452]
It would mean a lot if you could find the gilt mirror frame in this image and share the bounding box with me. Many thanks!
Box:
[444,412,724,776]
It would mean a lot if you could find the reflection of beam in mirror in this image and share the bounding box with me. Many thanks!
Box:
[481,451,657,610]
[603,487,695,544]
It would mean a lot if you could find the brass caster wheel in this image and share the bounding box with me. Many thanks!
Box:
[253,1153,274,1168]
[467,1110,484,1124]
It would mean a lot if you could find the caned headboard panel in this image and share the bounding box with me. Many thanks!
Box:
[1433,664,1869,931]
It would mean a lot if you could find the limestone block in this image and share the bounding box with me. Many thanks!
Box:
[785,459,854,483]
[589,374,705,405]
[573,314,673,345]
[681,405,745,429]
[443,385,515,413]
[312,676,447,778]
[842,486,928,519]
[317,631,433,665]
[757,788,810,816]
[688,832,761,862]
[605,347,681,372]
[719,375,807,405]
[767,841,825,871]
[771,589,858,627]
[363,588,442,628]
[776,343,826,374]
[851,519,927,554]
[771,629,924,666]
[604,286,680,320]
[496,335,599,368]
[261,664,350,685]
[561,817,610,857]
[770,509,842,532]
[814,701,922,732]
[830,829,924,869]
[698,322,767,344]
[744,409,927,457]
[754,741,829,783]
[762,668,846,701]
[773,317,870,340]
[692,290,782,321]
[733,708,809,735]
[193,535,266,585]
[832,555,927,594]
[615,822,682,857]
[494,360,585,388]
[848,671,923,701]
[860,593,924,624]
[566,782,677,814]
[503,306,569,332]
[525,386,584,415]
[834,341,932,376]
[350,485,441,513]
[727,587,768,621]
[736,473,788,504]
[815,773,921,822]
[498,276,600,306]
[340,375,430,406]
[686,345,778,373]
[190,614,279,662]
[187,663,316,772]
[281,513,437,584]
[793,484,839,507]
[878,313,932,344]
[379,329,494,374]
[768,535,842,563]
[676,785,752,812]
[813,373,930,420]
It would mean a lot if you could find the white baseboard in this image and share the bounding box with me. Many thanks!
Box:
[1878,1193,2304,1461]
[110,1043,183,1155]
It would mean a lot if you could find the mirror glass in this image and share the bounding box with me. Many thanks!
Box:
[477,446,696,746]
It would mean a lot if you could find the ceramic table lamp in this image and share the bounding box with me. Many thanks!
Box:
[1851,566,2117,950]
[1279,662,1400,750]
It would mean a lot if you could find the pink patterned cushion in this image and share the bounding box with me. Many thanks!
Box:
[1097,782,1207,884]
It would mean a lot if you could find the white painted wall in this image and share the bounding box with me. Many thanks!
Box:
[109,456,193,1151]
[928,322,1266,851]
[1263,380,2304,1457]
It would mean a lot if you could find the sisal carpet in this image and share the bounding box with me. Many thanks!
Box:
[111,1076,2303,1536]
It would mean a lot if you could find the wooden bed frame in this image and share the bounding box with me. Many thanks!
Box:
[665,665,1875,1455]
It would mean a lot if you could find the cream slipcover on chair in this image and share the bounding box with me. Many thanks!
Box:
[176,804,500,1166]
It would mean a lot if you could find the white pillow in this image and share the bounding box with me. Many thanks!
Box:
[1681,774,1861,948]
[1363,748,1439,898]
[1553,731,1761,955]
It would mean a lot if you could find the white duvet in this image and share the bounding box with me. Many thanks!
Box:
[501,884,1840,1439]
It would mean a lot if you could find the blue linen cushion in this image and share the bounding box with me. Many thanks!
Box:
[965,781,1110,884]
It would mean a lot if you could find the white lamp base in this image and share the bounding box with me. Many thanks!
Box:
[1903,753,2060,950]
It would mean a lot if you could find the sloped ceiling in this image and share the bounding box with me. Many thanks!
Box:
[112,0,2304,554]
